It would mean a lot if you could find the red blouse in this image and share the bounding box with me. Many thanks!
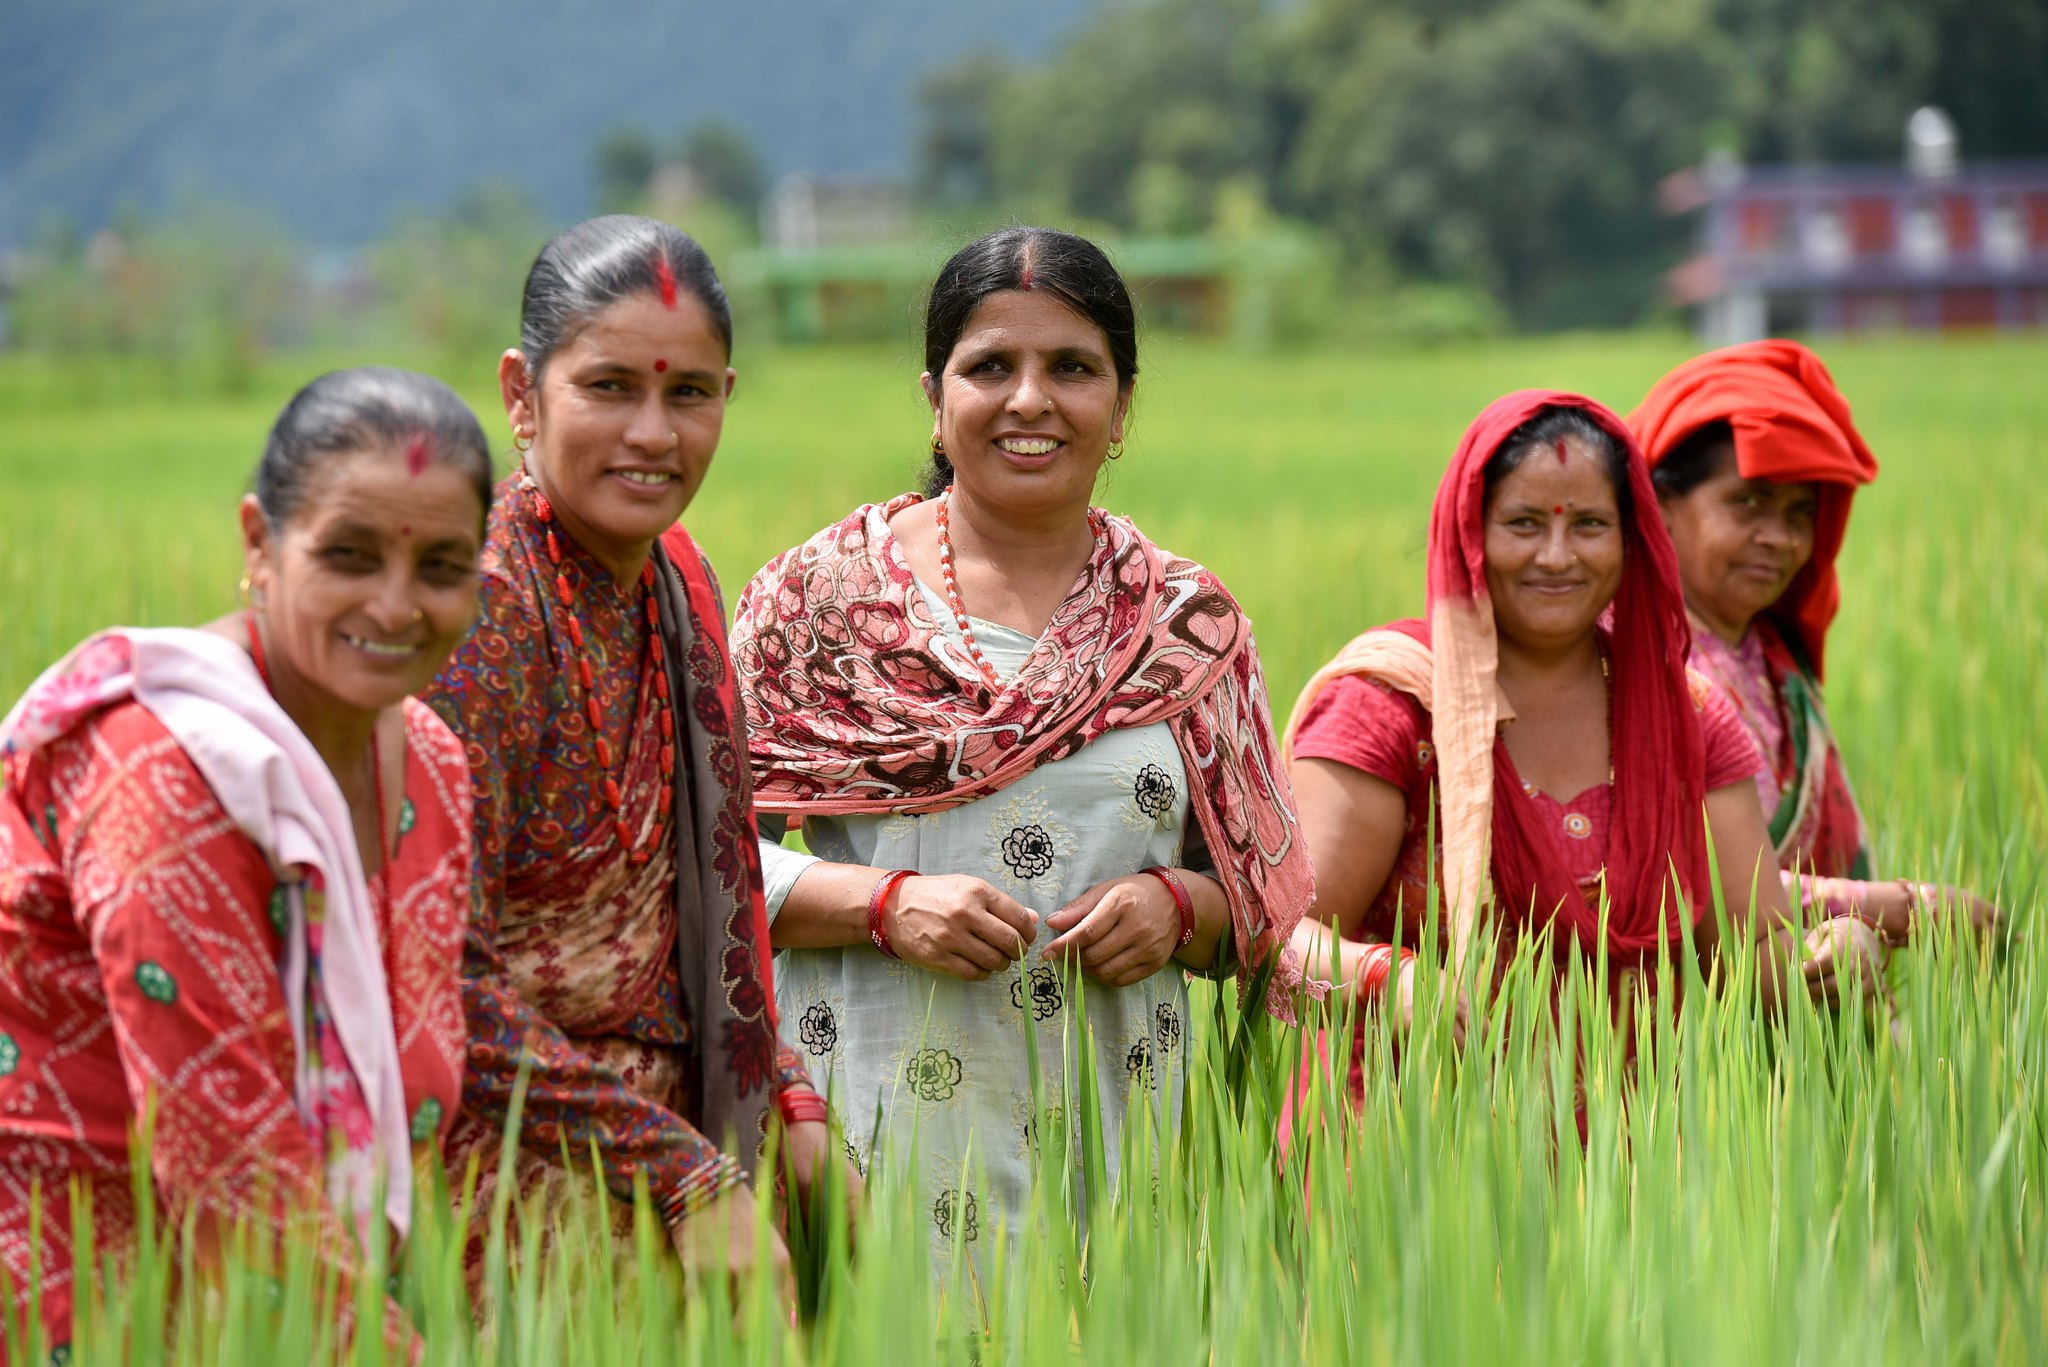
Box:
[0,698,468,1348]
[1293,670,1762,945]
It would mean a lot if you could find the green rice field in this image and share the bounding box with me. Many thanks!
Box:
[1,332,2044,1363]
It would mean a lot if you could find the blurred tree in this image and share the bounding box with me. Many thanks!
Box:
[373,181,541,381]
[916,52,1010,205]
[679,120,767,215]
[594,128,658,213]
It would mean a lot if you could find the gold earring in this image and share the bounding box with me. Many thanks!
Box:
[1107,440,1125,462]
[511,427,533,453]
[238,574,253,608]
[930,433,946,458]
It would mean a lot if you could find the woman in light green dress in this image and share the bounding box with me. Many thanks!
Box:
[730,227,1313,1259]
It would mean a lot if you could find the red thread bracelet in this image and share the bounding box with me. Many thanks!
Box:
[1140,867,1195,950]
[776,1088,830,1127]
[868,869,914,959]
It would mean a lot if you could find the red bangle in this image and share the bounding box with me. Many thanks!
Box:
[868,869,914,959]
[1140,867,1195,950]
[776,1088,830,1127]
[1357,944,1414,1002]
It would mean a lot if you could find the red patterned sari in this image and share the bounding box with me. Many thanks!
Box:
[425,475,811,1236]
[0,666,467,1350]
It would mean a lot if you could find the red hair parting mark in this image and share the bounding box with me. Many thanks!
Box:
[1554,438,1569,465]
[1018,264,1034,291]
[404,432,432,477]
[653,358,668,373]
[652,252,678,310]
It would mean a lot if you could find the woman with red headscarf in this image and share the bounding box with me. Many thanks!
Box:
[1283,392,1804,1053]
[1630,341,1998,985]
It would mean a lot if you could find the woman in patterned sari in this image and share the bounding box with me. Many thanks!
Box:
[1630,340,1999,988]
[1282,392,1807,1089]
[422,216,841,1298]
[0,368,492,1354]
[732,227,1313,1258]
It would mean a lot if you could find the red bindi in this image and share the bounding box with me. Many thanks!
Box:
[404,432,432,477]
[653,358,668,373]
[652,252,678,310]
[1553,505,1564,516]
[1554,438,1568,465]
[401,524,412,536]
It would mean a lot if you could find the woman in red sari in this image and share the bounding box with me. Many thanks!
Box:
[1630,340,1999,983]
[1283,392,1806,1068]
[0,368,492,1354]
[423,216,844,1298]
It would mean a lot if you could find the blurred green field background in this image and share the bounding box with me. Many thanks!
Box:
[3,335,2045,1363]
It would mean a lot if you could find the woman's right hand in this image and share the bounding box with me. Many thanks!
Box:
[672,1184,794,1313]
[883,874,1039,980]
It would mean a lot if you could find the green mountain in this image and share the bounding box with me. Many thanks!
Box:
[0,0,1097,246]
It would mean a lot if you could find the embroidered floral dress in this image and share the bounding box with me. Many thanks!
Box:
[762,579,1212,1260]
[0,698,468,1348]
[425,479,810,1235]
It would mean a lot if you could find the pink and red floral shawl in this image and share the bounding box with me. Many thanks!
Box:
[731,494,1313,1012]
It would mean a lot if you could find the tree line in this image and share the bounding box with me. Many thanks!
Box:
[914,0,2048,330]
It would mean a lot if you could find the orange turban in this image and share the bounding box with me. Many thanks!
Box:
[1628,340,1877,678]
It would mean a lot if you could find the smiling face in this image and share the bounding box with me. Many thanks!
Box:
[923,289,1131,522]
[1482,438,1627,653]
[243,445,484,714]
[1657,438,1819,643]
[503,290,734,577]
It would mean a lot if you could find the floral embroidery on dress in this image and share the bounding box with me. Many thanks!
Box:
[933,1188,979,1242]
[1009,965,1063,1021]
[1125,1037,1157,1090]
[799,1001,839,1056]
[1153,1001,1183,1054]
[905,1047,963,1102]
[0,1034,18,1076]
[397,798,416,839]
[1001,826,1057,879]
[984,790,1075,899]
[1133,764,1176,823]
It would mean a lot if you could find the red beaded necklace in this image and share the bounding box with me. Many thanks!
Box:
[245,611,395,916]
[525,475,675,866]
[934,492,1105,690]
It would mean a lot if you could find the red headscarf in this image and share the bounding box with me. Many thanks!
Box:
[1427,391,1706,964]
[1627,340,1878,677]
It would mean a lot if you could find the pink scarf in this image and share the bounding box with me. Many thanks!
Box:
[731,494,1314,1011]
[1,628,413,1241]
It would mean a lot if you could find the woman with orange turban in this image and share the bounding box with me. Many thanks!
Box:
[1629,341,1998,990]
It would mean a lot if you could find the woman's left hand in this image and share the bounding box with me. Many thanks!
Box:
[1042,875,1181,987]
[783,1119,864,1241]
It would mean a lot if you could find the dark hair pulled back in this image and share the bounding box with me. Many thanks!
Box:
[1648,419,1736,501]
[518,214,733,380]
[254,367,494,531]
[1483,405,1634,523]
[920,227,1138,498]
